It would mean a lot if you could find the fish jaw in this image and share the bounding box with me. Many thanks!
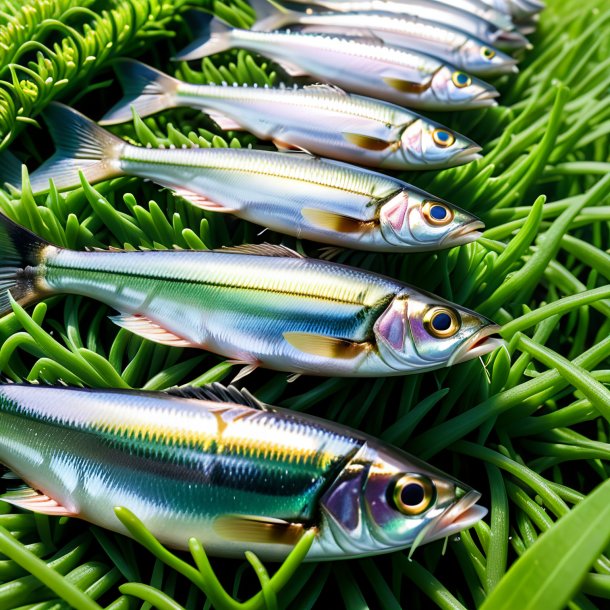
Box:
[448,325,505,365]
[440,220,486,248]
[449,145,483,166]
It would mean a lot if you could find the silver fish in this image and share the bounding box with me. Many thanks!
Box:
[176,20,500,110]
[479,0,544,21]
[5,103,485,253]
[100,59,483,170]
[251,5,518,76]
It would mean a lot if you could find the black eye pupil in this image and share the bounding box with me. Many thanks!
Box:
[430,205,448,220]
[401,483,425,506]
[433,312,452,331]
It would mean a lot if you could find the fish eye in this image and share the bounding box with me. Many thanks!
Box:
[392,474,435,516]
[451,71,472,88]
[432,128,456,148]
[422,201,454,226]
[481,46,496,60]
[423,307,461,338]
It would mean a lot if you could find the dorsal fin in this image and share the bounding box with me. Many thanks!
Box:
[302,83,348,96]
[166,382,268,410]
[213,243,304,258]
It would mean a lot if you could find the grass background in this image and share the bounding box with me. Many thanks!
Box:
[0,0,609,608]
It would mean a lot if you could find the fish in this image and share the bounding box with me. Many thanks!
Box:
[0,382,487,560]
[175,19,500,110]
[4,103,485,253]
[270,0,530,50]
[250,1,518,77]
[479,0,544,21]
[0,213,503,378]
[100,59,483,170]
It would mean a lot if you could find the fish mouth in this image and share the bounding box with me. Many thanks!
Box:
[441,220,485,247]
[448,325,504,365]
[495,29,531,49]
[424,490,487,543]
[450,145,483,166]
[470,88,500,107]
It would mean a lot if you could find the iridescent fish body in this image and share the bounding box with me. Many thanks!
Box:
[175,21,500,110]
[250,5,518,76]
[0,215,502,378]
[272,0,530,49]
[101,60,483,170]
[9,104,485,253]
[0,383,487,560]
[479,0,544,21]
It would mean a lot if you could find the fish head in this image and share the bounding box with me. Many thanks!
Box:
[431,66,499,108]
[378,190,484,249]
[457,40,519,76]
[406,120,482,167]
[372,289,503,372]
[317,442,486,557]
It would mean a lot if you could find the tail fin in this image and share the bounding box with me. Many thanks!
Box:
[28,103,125,194]
[0,150,24,191]
[174,13,234,61]
[100,60,181,126]
[0,213,51,317]
[249,0,300,31]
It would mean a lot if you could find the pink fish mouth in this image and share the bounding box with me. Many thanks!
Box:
[425,490,487,543]
[441,220,485,247]
[448,325,504,365]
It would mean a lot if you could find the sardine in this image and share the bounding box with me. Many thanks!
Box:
[0,214,503,378]
[479,0,544,21]
[250,3,518,76]
[175,20,500,110]
[100,59,483,170]
[272,0,530,49]
[5,103,485,253]
[0,382,487,559]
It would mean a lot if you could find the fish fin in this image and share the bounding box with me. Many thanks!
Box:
[109,313,197,347]
[166,382,268,410]
[1,470,20,480]
[231,362,259,382]
[0,487,76,517]
[287,373,301,383]
[27,103,125,194]
[318,246,346,261]
[382,77,431,93]
[213,514,305,545]
[208,111,243,131]
[342,132,392,151]
[302,83,348,96]
[214,243,304,258]
[100,59,180,125]
[174,13,233,61]
[0,150,23,190]
[301,207,370,233]
[275,60,308,78]
[252,11,294,32]
[166,186,234,212]
[0,212,51,316]
[272,139,313,154]
[283,332,371,359]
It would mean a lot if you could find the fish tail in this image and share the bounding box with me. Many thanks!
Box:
[28,102,125,193]
[173,13,233,61]
[0,150,23,191]
[0,213,52,316]
[100,60,181,125]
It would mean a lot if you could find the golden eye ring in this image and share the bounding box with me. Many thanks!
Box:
[432,128,456,148]
[392,474,435,516]
[481,46,496,60]
[422,200,454,226]
[423,307,461,338]
[452,71,472,88]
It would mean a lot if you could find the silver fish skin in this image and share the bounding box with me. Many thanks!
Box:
[175,22,499,110]
[0,214,503,378]
[100,59,483,170]
[479,0,544,20]
[17,103,485,253]
[0,383,487,560]
[252,8,518,76]
[275,0,530,49]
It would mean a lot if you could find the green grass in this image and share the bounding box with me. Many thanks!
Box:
[0,0,608,608]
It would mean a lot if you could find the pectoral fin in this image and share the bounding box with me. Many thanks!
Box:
[208,112,243,131]
[302,208,373,233]
[0,487,76,517]
[383,77,431,93]
[169,187,234,213]
[213,515,306,545]
[110,313,197,347]
[284,332,370,359]
[342,132,392,151]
